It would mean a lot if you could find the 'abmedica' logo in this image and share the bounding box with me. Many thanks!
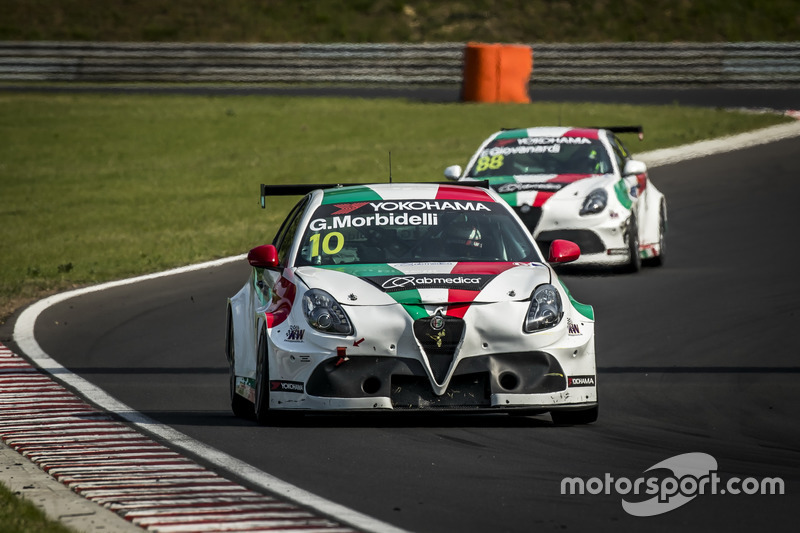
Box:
[561,452,784,517]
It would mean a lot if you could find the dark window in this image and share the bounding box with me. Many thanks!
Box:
[609,134,631,170]
[273,196,309,266]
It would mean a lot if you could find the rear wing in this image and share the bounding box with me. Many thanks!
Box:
[593,125,644,140]
[499,125,644,140]
[260,181,490,208]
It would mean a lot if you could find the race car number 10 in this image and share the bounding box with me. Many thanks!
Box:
[309,232,344,257]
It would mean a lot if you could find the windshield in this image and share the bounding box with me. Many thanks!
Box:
[295,198,540,265]
[466,136,613,177]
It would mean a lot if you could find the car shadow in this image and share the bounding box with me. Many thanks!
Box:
[133,409,565,429]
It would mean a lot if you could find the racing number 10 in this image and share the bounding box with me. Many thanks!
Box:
[309,232,344,257]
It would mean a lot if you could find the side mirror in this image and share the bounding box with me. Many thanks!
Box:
[444,165,462,181]
[547,239,581,264]
[247,244,279,268]
[623,159,647,176]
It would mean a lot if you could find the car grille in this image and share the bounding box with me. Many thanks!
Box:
[305,351,567,406]
[391,373,490,409]
[537,229,605,254]
[412,315,465,384]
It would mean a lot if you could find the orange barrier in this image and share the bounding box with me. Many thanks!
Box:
[462,42,532,103]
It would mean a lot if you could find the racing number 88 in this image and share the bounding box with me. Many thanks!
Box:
[309,232,344,257]
[475,154,504,173]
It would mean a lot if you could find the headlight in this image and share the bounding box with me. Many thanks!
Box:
[580,188,608,215]
[524,284,563,333]
[302,289,353,335]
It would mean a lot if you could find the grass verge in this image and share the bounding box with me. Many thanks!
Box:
[0,482,75,533]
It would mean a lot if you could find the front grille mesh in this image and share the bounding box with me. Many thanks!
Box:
[412,316,464,384]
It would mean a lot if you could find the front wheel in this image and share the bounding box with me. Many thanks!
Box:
[227,311,253,419]
[254,326,272,424]
[645,202,667,267]
[623,216,641,273]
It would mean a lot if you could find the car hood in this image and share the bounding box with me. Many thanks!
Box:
[295,262,551,306]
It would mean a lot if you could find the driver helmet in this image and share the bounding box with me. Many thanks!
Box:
[443,215,483,257]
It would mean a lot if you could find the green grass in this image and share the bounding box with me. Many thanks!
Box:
[0,482,76,533]
[0,92,792,319]
[2,0,798,43]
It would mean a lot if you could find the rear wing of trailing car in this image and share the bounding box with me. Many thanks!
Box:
[499,125,644,140]
[594,125,644,140]
[259,181,490,208]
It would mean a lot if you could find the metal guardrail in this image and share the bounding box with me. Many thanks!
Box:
[1,41,799,86]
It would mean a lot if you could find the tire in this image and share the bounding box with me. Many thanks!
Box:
[551,405,599,425]
[623,215,641,273]
[227,311,253,419]
[647,202,667,267]
[254,325,272,424]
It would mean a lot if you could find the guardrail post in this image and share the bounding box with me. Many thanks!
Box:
[461,42,532,103]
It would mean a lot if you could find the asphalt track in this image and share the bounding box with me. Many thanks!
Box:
[3,92,800,532]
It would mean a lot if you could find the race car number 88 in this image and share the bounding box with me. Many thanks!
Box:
[309,232,344,257]
[475,154,504,172]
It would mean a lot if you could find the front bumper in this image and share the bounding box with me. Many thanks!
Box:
[514,205,633,266]
[269,350,597,412]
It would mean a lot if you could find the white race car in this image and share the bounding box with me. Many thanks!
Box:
[445,126,667,271]
[225,182,598,424]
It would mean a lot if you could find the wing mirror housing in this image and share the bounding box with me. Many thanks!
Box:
[623,159,647,176]
[247,244,280,269]
[444,165,462,181]
[547,239,581,264]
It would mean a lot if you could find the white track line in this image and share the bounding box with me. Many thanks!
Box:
[12,257,411,533]
[637,118,800,167]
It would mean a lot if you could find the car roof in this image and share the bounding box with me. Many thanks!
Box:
[491,127,603,140]
[489,125,643,141]
[310,182,500,205]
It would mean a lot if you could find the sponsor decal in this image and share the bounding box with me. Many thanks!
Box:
[285,325,305,342]
[270,380,305,393]
[235,377,256,402]
[368,274,494,292]
[310,212,439,231]
[496,181,567,194]
[567,375,595,387]
[368,200,491,213]
[309,200,499,231]
[567,318,581,335]
[480,137,592,158]
[482,144,561,157]
[516,137,592,145]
